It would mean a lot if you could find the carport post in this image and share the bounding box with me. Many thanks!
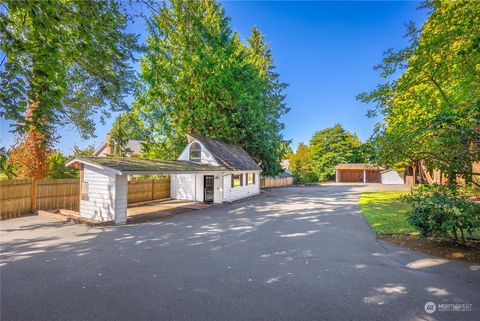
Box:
[114,174,128,224]
[363,169,367,183]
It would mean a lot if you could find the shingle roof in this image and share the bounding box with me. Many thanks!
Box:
[67,157,228,173]
[187,134,262,171]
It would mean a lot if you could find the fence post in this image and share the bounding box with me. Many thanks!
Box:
[151,179,154,201]
[31,178,37,212]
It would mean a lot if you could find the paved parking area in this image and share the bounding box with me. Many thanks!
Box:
[1,185,479,320]
[127,199,211,223]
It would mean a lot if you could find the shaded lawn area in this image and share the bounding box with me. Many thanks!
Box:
[359,190,480,264]
[359,190,417,236]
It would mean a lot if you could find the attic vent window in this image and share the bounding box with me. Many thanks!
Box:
[189,142,202,162]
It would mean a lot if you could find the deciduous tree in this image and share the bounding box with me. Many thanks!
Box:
[310,124,363,181]
[48,151,78,179]
[1,0,139,178]
[358,0,480,186]
[289,143,317,183]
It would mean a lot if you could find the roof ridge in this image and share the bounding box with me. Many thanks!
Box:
[187,133,261,171]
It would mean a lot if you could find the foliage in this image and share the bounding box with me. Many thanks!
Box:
[352,139,378,165]
[359,190,415,235]
[109,111,148,157]
[309,124,363,181]
[133,0,289,176]
[0,147,16,179]
[47,151,78,179]
[8,103,50,179]
[289,143,318,183]
[73,145,95,157]
[1,0,140,178]
[404,184,480,243]
[358,1,480,185]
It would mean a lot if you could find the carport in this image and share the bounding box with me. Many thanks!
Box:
[66,157,228,224]
[335,163,384,183]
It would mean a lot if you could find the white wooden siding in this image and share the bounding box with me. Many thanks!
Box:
[177,141,219,166]
[213,174,223,204]
[114,174,128,224]
[171,173,223,203]
[80,165,117,222]
[171,174,196,201]
[223,171,261,202]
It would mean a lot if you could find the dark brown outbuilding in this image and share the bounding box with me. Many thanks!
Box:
[335,163,384,183]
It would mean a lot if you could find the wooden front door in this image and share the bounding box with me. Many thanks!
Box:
[203,175,214,203]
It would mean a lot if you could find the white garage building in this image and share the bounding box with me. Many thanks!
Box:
[66,134,262,224]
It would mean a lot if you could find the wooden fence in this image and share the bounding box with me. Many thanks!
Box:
[0,178,171,220]
[0,178,79,219]
[127,178,170,204]
[0,179,32,219]
[260,176,294,188]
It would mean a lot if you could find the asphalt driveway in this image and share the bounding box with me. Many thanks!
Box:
[1,185,479,321]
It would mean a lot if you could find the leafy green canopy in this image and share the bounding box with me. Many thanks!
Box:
[358,1,480,185]
[310,124,364,181]
[289,143,318,183]
[48,151,78,179]
[132,0,289,176]
[288,124,373,182]
[109,111,148,156]
[0,0,139,140]
[0,147,15,180]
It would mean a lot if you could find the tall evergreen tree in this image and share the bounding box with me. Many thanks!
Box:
[134,0,288,175]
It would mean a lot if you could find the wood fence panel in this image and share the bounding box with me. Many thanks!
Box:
[260,176,294,188]
[1,177,171,219]
[128,180,153,204]
[128,179,170,204]
[153,179,170,200]
[0,179,32,218]
[36,179,79,211]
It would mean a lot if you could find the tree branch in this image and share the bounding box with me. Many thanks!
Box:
[422,70,450,105]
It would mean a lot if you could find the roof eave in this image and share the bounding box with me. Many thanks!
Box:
[65,158,121,175]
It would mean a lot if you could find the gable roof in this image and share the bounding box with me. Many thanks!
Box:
[187,133,261,171]
[66,156,227,174]
[93,139,145,156]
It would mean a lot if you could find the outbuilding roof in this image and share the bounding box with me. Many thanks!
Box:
[335,163,385,170]
[66,157,228,174]
[187,133,262,171]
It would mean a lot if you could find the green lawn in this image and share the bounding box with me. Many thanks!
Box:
[359,190,418,236]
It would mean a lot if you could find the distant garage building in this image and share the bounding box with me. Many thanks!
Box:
[335,163,404,184]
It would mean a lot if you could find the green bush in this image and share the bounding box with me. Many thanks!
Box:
[292,170,318,183]
[404,184,480,243]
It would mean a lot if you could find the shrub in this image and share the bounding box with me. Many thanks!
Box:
[404,184,480,243]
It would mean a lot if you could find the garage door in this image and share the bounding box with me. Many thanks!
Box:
[366,170,381,183]
[338,169,364,182]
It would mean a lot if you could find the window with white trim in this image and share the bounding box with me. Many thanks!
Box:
[81,181,89,201]
[189,142,202,162]
[231,174,242,187]
[247,173,255,185]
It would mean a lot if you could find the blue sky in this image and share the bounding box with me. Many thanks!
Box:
[0,1,429,154]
